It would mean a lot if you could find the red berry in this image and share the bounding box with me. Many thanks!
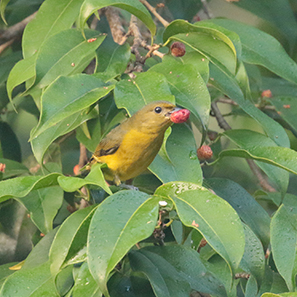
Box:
[170,109,190,123]
[170,42,186,57]
[73,164,80,175]
[197,145,213,160]
[261,90,272,98]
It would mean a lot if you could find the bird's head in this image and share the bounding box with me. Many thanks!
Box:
[131,101,179,133]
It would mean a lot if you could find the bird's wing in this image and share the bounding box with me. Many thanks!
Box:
[93,124,127,157]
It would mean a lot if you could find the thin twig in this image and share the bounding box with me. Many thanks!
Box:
[235,272,250,279]
[78,143,89,168]
[0,39,14,54]
[200,0,214,19]
[211,101,231,130]
[141,42,165,59]
[139,0,169,27]
[246,159,276,192]
[104,7,127,45]
[129,15,142,59]
[218,97,276,110]
[0,11,37,42]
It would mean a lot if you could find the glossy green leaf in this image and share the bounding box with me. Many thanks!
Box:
[240,224,265,288]
[155,182,245,275]
[22,0,85,58]
[0,261,58,297]
[58,163,112,195]
[33,30,105,89]
[88,191,159,295]
[163,20,237,74]
[30,74,114,139]
[270,96,297,132]
[218,129,297,175]
[130,245,227,297]
[0,173,60,203]
[17,186,63,234]
[149,124,202,184]
[129,249,192,297]
[114,71,174,116]
[6,55,36,100]
[271,195,297,291]
[211,19,297,84]
[31,108,98,164]
[78,0,156,36]
[180,51,210,83]
[205,178,270,249]
[72,262,101,297]
[50,205,97,275]
[149,56,211,130]
[209,63,290,148]
[96,37,131,80]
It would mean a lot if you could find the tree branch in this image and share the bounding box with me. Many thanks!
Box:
[104,7,127,45]
[0,11,37,42]
[139,0,169,27]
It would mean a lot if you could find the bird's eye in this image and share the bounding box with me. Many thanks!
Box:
[154,106,162,114]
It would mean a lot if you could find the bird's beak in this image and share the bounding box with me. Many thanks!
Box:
[166,106,181,117]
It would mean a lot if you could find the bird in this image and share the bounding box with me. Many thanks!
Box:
[88,101,178,186]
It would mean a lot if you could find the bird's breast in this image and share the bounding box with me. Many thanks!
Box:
[104,128,165,181]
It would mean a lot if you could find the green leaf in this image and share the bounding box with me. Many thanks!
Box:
[0,261,59,297]
[88,191,159,295]
[0,0,9,24]
[72,262,101,297]
[30,74,114,139]
[96,36,131,80]
[114,71,174,116]
[149,56,211,131]
[58,163,112,195]
[0,158,28,179]
[0,52,22,86]
[0,173,60,203]
[180,51,210,83]
[33,30,105,89]
[211,19,297,84]
[270,96,297,132]
[233,0,297,49]
[240,224,265,288]
[155,182,245,275]
[0,122,22,162]
[218,129,297,176]
[129,249,192,297]
[6,55,36,100]
[23,229,58,270]
[31,108,98,164]
[49,206,97,275]
[149,124,202,184]
[205,178,270,249]
[17,186,63,234]
[130,245,227,297]
[78,0,156,36]
[163,20,237,74]
[271,195,297,291]
[22,0,85,58]
[209,63,290,148]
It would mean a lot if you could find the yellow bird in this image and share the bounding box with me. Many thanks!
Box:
[89,101,178,186]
